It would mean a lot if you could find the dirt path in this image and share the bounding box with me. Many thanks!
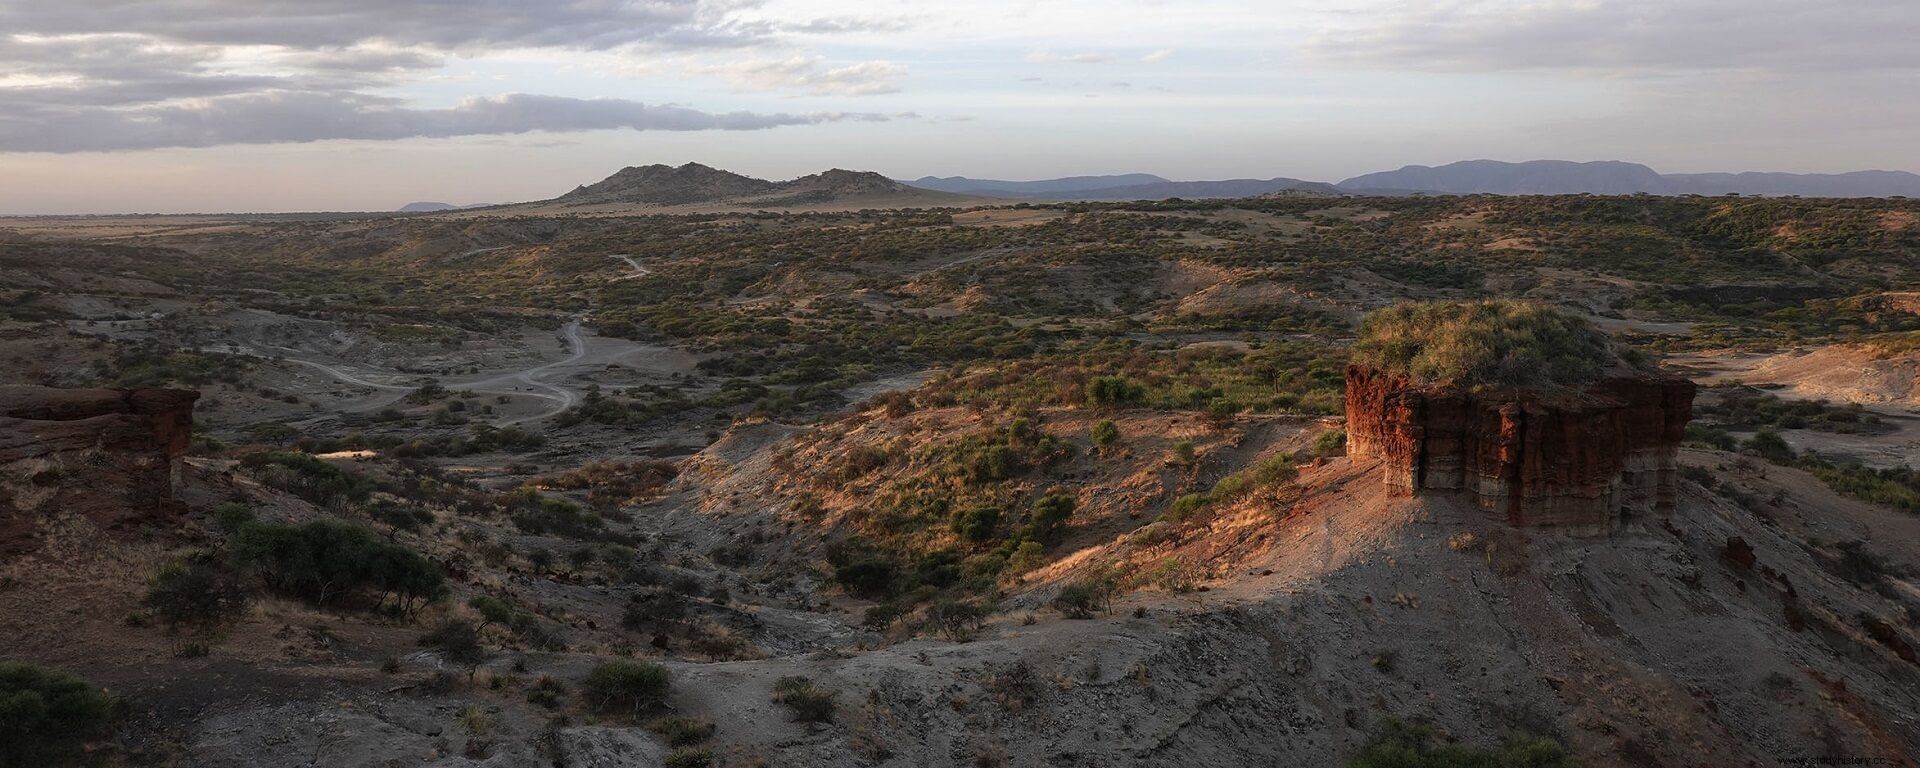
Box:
[609,253,652,277]
[223,320,589,425]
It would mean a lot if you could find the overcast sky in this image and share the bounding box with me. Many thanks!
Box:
[2,0,1915,214]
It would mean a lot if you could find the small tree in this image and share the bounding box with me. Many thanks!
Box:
[1028,494,1075,546]
[925,596,989,641]
[1052,575,1117,619]
[583,660,671,719]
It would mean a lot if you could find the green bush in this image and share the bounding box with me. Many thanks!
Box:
[583,660,671,718]
[950,505,1002,543]
[1314,429,1347,457]
[231,518,446,612]
[1085,376,1146,407]
[1091,419,1121,448]
[1163,492,1210,523]
[1347,718,1579,768]
[1052,576,1116,619]
[1352,301,1621,389]
[1028,493,1075,546]
[0,663,113,766]
[467,595,514,626]
[145,553,251,635]
[239,451,376,509]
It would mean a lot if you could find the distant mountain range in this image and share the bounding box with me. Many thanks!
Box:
[907,174,1340,200]
[1338,160,1920,197]
[397,201,495,213]
[408,160,1920,216]
[903,161,1920,201]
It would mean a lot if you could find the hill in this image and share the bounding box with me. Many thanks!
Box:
[475,163,982,213]
[905,174,1341,200]
[908,174,1172,196]
[1341,160,1920,197]
[554,162,779,206]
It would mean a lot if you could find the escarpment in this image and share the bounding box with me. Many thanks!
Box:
[0,385,198,554]
[1346,366,1694,529]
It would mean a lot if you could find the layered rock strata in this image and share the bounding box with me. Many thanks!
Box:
[0,385,198,554]
[1346,365,1694,529]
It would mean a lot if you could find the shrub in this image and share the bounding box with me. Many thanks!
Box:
[238,451,375,509]
[950,505,1002,543]
[467,595,514,626]
[1162,492,1210,523]
[648,716,716,747]
[419,619,485,674]
[1346,717,1578,767]
[925,596,990,640]
[663,747,714,768]
[1028,493,1075,546]
[1085,376,1146,407]
[1743,429,1795,462]
[212,502,255,533]
[1005,540,1048,573]
[145,553,251,636]
[583,660,671,718]
[1052,576,1116,619]
[0,663,113,766]
[1351,300,1621,389]
[231,518,446,613]
[1170,440,1197,465]
[1091,419,1121,448]
[772,676,837,723]
[1314,429,1347,457]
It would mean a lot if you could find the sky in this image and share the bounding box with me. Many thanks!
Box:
[1,0,1916,214]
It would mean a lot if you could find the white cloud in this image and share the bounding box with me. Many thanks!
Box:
[0,92,888,152]
[1140,49,1174,64]
[1026,51,1110,65]
[710,56,907,96]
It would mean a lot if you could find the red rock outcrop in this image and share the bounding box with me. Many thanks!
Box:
[0,385,198,554]
[1346,365,1694,530]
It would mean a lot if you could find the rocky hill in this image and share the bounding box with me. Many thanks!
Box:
[555,162,779,206]
[549,163,966,210]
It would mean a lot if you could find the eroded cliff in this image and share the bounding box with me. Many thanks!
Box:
[0,385,198,554]
[1345,365,1695,529]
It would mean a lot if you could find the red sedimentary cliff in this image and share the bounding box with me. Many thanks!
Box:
[0,385,198,554]
[1345,365,1694,529]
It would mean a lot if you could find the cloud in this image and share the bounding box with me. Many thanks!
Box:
[1026,51,1109,65]
[1304,0,1920,74]
[1140,49,1174,64]
[0,0,903,151]
[0,92,885,152]
[0,0,768,51]
[709,56,908,96]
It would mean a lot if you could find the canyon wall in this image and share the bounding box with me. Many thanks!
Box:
[0,385,198,554]
[1346,365,1694,529]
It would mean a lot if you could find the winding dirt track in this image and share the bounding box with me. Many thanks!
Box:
[235,254,651,425]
